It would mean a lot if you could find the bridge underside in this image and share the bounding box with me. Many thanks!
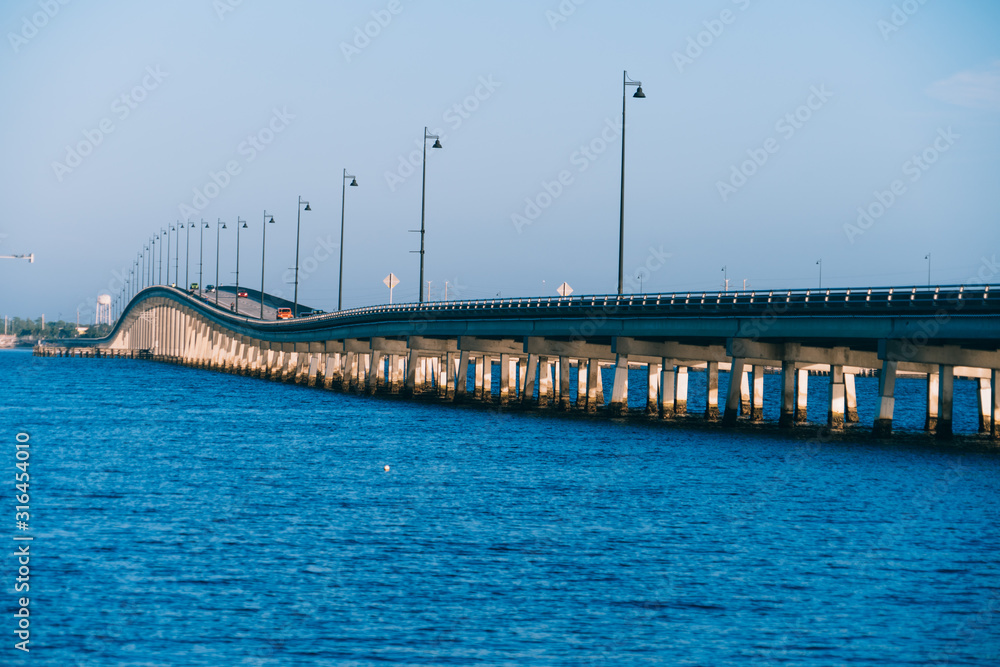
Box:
[35,286,1000,439]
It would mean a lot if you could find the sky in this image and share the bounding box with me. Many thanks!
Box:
[1,0,999,322]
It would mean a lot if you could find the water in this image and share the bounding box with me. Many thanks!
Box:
[2,348,999,666]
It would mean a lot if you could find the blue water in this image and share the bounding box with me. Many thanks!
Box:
[2,348,999,666]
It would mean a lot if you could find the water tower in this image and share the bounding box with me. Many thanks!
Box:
[96,294,112,325]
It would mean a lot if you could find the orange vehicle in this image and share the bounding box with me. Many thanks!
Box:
[276,307,293,320]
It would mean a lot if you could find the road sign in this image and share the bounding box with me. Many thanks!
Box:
[556,282,573,297]
[384,273,400,304]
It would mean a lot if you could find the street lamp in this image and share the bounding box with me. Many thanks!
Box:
[166,226,173,286]
[816,259,823,289]
[215,219,227,306]
[925,252,931,286]
[159,229,166,285]
[339,169,358,310]
[260,211,275,319]
[412,126,442,303]
[618,70,645,296]
[173,222,180,287]
[184,220,194,290]
[293,196,312,317]
[199,220,208,294]
[235,218,247,314]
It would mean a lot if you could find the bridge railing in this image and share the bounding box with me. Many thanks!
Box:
[281,284,995,323]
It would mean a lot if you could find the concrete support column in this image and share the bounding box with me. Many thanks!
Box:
[660,362,675,419]
[455,351,471,400]
[403,349,419,395]
[845,373,859,423]
[740,369,751,416]
[499,353,512,405]
[723,358,746,426]
[978,378,992,434]
[925,372,939,431]
[320,354,336,388]
[522,354,538,405]
[482,356,494,402]
[828,365,846,430]
[937,365,955,438]
[473,356,484,400]
[558,356,571,410]
[779,361,796,428]
[585,359,601,413]
[706,361,720,421]
[368,351,384,394]
[537,356,551,407]
[610,354,630,416]
[992,370,1000,440]
[646,362,660,416]
[675,367,688,415]
[576,360,587,410]
[874,360,899,436]
[751,365,765,422]
[795,369,809,423]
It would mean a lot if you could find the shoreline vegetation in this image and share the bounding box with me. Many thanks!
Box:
[0,319,111,347]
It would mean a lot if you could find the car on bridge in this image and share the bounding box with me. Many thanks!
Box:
[276,307,293,320]
[237,291,248,298]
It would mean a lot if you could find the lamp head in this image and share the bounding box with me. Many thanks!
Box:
[303,203,311,212]
[222,223,227,229]
[633,86,646,99]
[350,178,358,187]
[242,222,248,229]
[268,216,274,224]
[432,138,442,149]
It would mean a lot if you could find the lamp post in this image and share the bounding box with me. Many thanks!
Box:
[260,211,275,319]
[159,229,166,285]
[215,219,226,306]
[925,253,931,286]
[413,126,442,303]
[166,226,172,286]
[721,265,728,293]
[339,169,358,310]
[618,70,645,295]
[235,218,247,315]
[816,259,823,289]
[199,220,208,294]
[173,222,180,287]
[184,220,194,290]
[149,238,154,287]
[293,196,312,317]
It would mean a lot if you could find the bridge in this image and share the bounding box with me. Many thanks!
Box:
[35,284,1000,438]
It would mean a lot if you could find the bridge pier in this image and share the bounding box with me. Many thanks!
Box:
[779,361,796,428]
[845,372,859,422]
[828,365,846,429]
[706,362,720,421]
[795,369,809,423]
[609,355,629,416]
[977,378,991,434]
[925,372,939,431]
[751,365,765,422]
[993,370,1000,440]
[937,365,955,438]
[723,358,745,426]
[874,360,898,436]
[659,363,675,419]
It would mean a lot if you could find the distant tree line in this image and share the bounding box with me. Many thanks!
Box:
[4,317,112,339]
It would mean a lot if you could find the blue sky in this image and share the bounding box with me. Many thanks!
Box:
[1,0,998,321]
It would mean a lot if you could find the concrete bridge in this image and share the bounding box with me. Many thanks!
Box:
[35,284,1000,438]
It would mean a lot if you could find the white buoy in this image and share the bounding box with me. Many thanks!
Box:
[384,464,390,472]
